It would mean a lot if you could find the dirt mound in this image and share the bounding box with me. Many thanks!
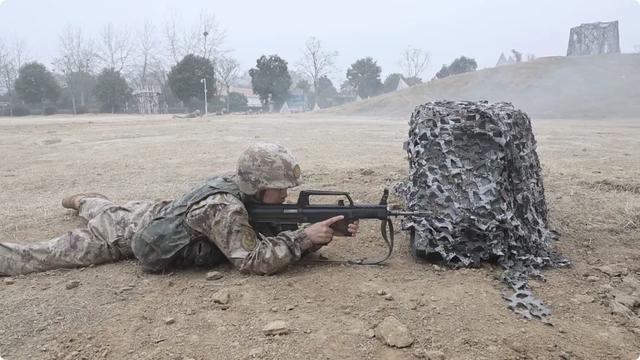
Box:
[328,54,640,119]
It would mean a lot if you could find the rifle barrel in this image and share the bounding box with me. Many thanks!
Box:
[388,210,430,217]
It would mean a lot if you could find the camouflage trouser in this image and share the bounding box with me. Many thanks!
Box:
[0,197,156,276]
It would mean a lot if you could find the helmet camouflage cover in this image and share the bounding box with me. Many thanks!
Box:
[236,142,302,195]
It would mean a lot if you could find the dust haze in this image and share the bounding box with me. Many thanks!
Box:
[0,1,639,360]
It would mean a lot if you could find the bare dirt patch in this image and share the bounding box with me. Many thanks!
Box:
[0,114,639,360]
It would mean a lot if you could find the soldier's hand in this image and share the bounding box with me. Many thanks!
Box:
[347,220,359,236]
[304,215,344,245]
[334,220,360,237]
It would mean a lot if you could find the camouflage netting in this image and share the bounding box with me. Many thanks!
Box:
[395,100,569,320]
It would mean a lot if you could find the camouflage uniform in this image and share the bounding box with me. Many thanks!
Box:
[0,197,160,275]
[0,143,316,276]
[184,189,315,275]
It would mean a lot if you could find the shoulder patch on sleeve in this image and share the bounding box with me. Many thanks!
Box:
[241,232,257,251]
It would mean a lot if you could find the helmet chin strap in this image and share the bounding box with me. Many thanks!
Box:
[239,190,264,205]
[245,190,265,204]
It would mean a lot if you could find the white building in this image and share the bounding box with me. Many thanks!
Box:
[227,86,262,109]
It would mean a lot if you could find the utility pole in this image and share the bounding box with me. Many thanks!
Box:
[203,30,210,116]
[201,78,208,116]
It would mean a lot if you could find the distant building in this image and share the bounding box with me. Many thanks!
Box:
[567,21,620,56]
[496,52,516,67]
[227,86,309,112]
[395,77,409,91]
[132,88,161,114]
[279,102,291,114]
[285,88,307,112]
[227,86,262,110]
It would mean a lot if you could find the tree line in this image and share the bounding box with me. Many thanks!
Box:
[0,11,479,116]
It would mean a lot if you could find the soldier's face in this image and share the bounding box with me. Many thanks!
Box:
[262,188,288,204]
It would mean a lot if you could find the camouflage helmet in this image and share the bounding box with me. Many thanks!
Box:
[236,142,302,195]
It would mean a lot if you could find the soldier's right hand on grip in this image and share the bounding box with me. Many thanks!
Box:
[304,215,344,245]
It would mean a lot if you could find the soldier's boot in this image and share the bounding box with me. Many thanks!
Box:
[62,193,109,211]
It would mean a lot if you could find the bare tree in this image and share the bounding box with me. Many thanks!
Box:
[399,48,430,80]
[215,56,240,112]
[98,23,135,73]
[149,69,171,110]
[0,39,29,116]
[164,10,226,64]
[634,44,640,53]
[198,11,225,61]
[0,41,11,90]
[12,39,28,72]
[56,26,98,74]
[54,26,99,113]
[339,80,356,97]
[164,16,181,64]
[0,41,15,114]
[297,36,337,93]
[135,20,164,88]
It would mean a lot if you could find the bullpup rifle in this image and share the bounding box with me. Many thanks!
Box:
[246,189,428,265]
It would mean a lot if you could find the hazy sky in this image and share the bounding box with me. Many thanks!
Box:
[0,0,639,83]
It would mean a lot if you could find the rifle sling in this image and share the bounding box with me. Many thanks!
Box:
[300,219,394,266]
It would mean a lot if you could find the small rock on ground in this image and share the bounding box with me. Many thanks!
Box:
[212,290,230,304]
[572,294,594,304]
[65,280,80,290]
[425,350,446,360]
[596,264,628,277]
[413,349,446,359]
[248,347,263,357]
[206,271,224,281]
[374,316,414,348]
[263,320,290,336]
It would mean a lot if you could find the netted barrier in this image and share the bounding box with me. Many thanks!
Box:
[395,100,569,320]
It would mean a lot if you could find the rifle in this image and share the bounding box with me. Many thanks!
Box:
[246,189,428,265]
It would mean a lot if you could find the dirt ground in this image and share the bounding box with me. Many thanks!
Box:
[0,113,639,360]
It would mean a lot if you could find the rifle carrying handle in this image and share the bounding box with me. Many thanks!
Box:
[297,190,354,207]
